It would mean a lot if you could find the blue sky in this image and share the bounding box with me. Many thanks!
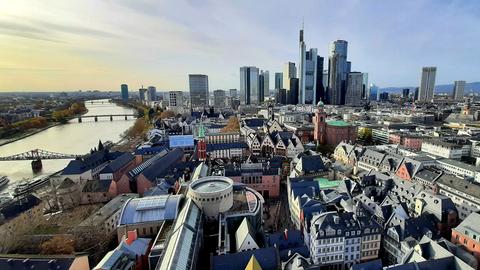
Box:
[0,0,479,91]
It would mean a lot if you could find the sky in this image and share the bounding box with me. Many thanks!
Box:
[0,0,479,92]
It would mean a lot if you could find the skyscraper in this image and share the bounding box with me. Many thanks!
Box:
[189,74,209,109]
[298,28,306,103]
[453,80,466,101]
[274,72,283,90]
[345,72,364,106]
[283,62,296,92]
[259,70,269,103]
[213,89,226,108]
[138,87,147,102]
[418,67,436,102]
[121,84,128,101]
[147,86,157,102]
[240,66,259,105]
[298,28,324,104]
[288,78,299,105]
[369,83,379,101]
[328,40,349,105]
[362,73,369,100]
[402,88,410,99]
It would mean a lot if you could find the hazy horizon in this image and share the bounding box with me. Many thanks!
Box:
[1,0,479,92]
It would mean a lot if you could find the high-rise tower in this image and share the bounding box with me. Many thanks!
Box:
[417,67,436,102]
[453,80,466,101]
[240,66,259,105]
[328,40,349,105]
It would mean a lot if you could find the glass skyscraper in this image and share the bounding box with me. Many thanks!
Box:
[121,84,128,101]
[240,66,259,105]
[189,74,209,109]
[328,40,349,105]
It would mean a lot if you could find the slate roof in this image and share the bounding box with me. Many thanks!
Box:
[415,191,457,221]
[0,254,82,270]
[351,259,383,270]
[243,118,267,128]
[267,229,309,262]
[133,148,184,183]
[206,142,248,151]
[100,152,135,174]
[296,155,326,173]
[212,247,280,270]
[62,149,121,175]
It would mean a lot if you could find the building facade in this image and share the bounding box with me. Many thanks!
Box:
[189,74,209,109]
[328,40,349,105]
[453,80,466,101]
[240,66,259,105]
[418,67,437,102]
[120,84,128,101]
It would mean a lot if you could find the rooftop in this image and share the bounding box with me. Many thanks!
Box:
[118,194,183,225]
[327,120,351,127]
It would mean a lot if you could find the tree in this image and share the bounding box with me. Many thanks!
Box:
[221,116,240,132]
[160,110,175,119]
[39,235,75,255]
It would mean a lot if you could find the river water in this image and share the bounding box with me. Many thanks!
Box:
[0,99,135,185]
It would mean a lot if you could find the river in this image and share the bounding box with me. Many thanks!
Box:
[0,99,136,187]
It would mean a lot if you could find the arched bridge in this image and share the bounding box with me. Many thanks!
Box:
[78,114,137,122]
[0,149,81,161]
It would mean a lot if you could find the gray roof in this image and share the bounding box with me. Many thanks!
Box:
[454,212,480,239]
[79,193,138,226]
[0,254,85,270]
[157,198,202,270]
[436,173,480,199]
[436,158,480,172]
[235,218,257,251]
[415,191,457,221]
[119,194,183,225]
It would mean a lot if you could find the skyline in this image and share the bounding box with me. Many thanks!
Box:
[1,0,479,92]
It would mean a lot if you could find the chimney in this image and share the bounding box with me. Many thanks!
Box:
[284,228,289,240]
[126,230,138,245]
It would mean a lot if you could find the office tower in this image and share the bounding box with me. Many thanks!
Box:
[369,83,379,101]
[345,72,364,105]
[315,56,325,104]
[298,28,324,104]
[283,62,296,92]
[362,73,369,100]
[288,78,299,105]
[453,80,466,101]
[121,84,128,101]
[298,28,306,103]
[417,67,437,102]
[275,72,283,90]
[229,89,238,98]
[379,92,389,101]
[403,88,410,99]
[328,40,349,105]
[189,74,209,108]
[169,91,183,107]
[240,66,259,105]
[213,89,226,108]
[258,70,269,102]
[414,87,419,100]
[138,87,147,101]
[147,86,157,101]
[277,89,287,105]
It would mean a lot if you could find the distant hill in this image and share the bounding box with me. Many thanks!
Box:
[379,82,480,94]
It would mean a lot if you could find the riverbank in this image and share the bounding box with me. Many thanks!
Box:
[0,110,89,147]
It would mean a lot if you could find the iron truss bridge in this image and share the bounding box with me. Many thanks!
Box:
[0,149,81,161]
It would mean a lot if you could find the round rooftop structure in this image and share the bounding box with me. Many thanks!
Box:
[188,176,234,217]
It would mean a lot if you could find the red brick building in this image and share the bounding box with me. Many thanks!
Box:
[389,133,423,150]
[313,103,357,145]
